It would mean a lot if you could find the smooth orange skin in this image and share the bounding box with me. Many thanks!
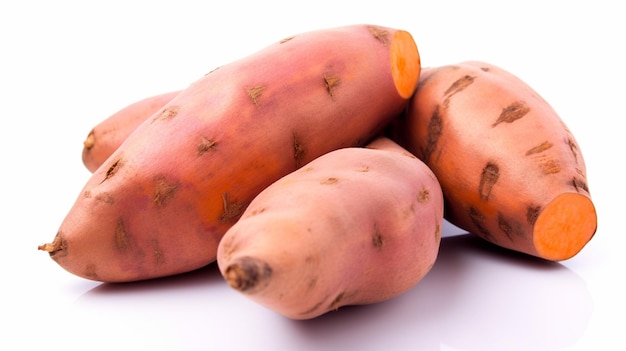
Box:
[82,91,181,173]
[390,61,596,260]
[217,137,443,320]
[44,24,420,282]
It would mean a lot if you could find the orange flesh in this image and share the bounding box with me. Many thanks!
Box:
[534,193,597,261]
[390,30,420,99]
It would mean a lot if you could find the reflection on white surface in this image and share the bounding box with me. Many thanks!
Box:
[60,231,592,351]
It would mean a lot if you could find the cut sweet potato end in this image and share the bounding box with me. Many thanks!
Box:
[534,193,597,261]
[390,30,420,99]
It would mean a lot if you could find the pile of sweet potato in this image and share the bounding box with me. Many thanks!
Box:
[39,24,597,320]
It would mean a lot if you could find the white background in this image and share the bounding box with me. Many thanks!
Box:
[1,1,623,350]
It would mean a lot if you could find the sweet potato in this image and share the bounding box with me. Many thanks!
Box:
[217,136,443,319]
[82,91,180,173]
[389,61,597,261]
[38,24,421,282]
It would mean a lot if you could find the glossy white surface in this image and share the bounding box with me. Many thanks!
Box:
[2,1,623,350]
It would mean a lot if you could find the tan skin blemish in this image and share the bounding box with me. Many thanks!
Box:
[197,137,217,156]
[417,188,430,203]
[468,206,496,243]
[220,192,245,222]
[152,105,180,123]
[323,74,340,99]
[151,239,165,266]
[279,36,295,44]
[299,298,327,317]
[115,218,131,252]
[527,205,541,226]
[497,212,515,241]
[246,86,265,107]
[328,291,346,310]
[422,106,443,163]
[95,192,115,205]
[153,176,180,208]
[526,141,553,156]
[367,25,389,46]
[443,75,476,99]
[566,137,579,161]
[492,101,530,127]
[293,133,305,168]
[321,177,339,185]
[540,158,561,174]
[478,162,500,201]
[101,157,122,184]
[571,177,590,193]
[84,264,98,279]
[372,226,384,250]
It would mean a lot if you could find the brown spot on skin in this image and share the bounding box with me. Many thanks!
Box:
[422,106,443,163]
[479,162,500,201]
[95,192,115,205]
[115,219,131,252]
[443,75,476,98]
[497,213,514,241]
[152,105,180,122]
[220,192,245,222]
[526,141,553,156]
[299,298,327,317]
[84,264,98,279]
[293,133,304,168]
[434,223,442,243]
[101,157,122,183]
[417,188,430,203]
[197,137,217,156]
[492,101,530,127]
[357,165,370,172]
[372,226,384,250]
[151,239,165,266]
[247,207,267,217]
[401,151,417,159]
[571,177,590,193]
[279,36,295,44]
[38,232,68,258]
[224,256,273,293]
[540,158,561,174]
[481,67,490,72]
[324,74,341,99]
[468,206,496,242]
[566,137,579,161]
[321,177,339,185]
[367,25,389,45]
[527,205,541,226]
[246,86,265,107]
[328,292,346,310]
[153,176,179,208]
[204,66,221,76]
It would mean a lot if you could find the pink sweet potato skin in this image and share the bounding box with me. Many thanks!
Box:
[389,61,596,260]
[217,137,443,319]
[40,24,421,282]
[82,91,180,173]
